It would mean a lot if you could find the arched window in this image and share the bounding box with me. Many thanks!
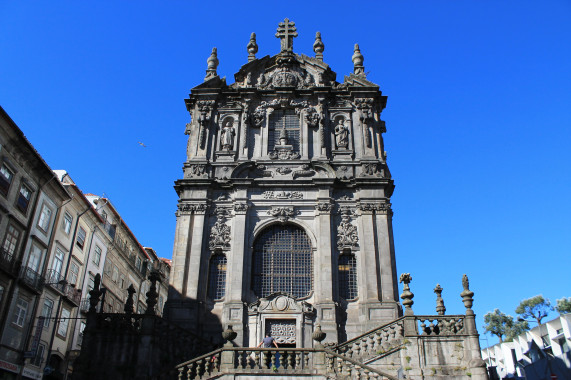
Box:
[207,254,227,300]
[252,225,312,298]
[338,254,357,300]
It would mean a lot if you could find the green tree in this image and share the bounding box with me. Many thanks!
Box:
[515,295,553,324]
[484,309,515,343]
[505,320,529,342]
[556,297,571,314]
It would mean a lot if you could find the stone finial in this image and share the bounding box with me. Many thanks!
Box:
[247,32,258,62]
[312,324,326,346]
[205,47,219,80]
[222,325,237,345]
[352,43,365,76]
[279,125,288,145]
[145,270,161,315]
[313,31,324,61]
[460,274,474,314]
[275,18,298,53]
[88,273,102,313]
[124,284,136,314]
[399,273,414,315]
[434,284,446,316]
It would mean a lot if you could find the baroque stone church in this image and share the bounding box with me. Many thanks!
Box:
[77,19,488,380]
[166,18,399,348]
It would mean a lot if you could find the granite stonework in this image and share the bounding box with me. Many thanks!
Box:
[75,19,488,380]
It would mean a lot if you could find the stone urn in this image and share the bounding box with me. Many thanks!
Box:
[222,325,237,344]
[312,324,326,346]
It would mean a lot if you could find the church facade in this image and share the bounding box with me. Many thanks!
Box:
[167,18,401,349]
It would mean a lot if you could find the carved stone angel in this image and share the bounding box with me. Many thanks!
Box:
[220,119,235,150]
[334,118,349,149]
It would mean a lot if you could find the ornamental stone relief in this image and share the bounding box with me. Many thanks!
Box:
[185,164,208,178]
[360,162,382,177]
[337,206,359,250]
[262,191,303,200]
[234,202,249,214]
[267,206,297,222]
[315,201,333,213]
[177,203,208,215]
[358,202,392,215]
[209,208,231,250]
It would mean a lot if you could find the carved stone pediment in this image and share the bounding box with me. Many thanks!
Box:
[248,293,315,316]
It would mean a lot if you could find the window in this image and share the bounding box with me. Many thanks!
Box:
[87,273,95,292]
[57,308,70,337]
[16,183,32,213]
[12,298,28,327]
[338,254,358,300]
[112,265,119,283]
[51,248,64,276]
[100,210,107,222]
[542,334,551,348]
[93,245,102,266]
[252,225,313,298]
[76,227,86,249]
[0,163,14,196]
[63,212,72,234]
[32,343,45,367]
[268,109,301,153]
[78,321,86,346]
[135,256,142,271]
[207,254,227,300]
[69,262,79,285]
[27,245,42,272]
[37,204,52,232]
[120,275,126,289]
[559,337,570,353]
[41,298,54,328]
[2,224,20,259]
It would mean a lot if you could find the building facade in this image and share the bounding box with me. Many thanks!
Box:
[482,314,571,380]
[167,18,400,348]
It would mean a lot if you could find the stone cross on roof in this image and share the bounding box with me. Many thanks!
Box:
[275,18,298,53]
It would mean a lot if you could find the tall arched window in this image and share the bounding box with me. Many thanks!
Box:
[338,254,357,300]
[207,254,227,300]
[252,225,312,298]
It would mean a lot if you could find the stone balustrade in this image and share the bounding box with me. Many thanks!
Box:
[415,315,466,336]
[335,317,405,361]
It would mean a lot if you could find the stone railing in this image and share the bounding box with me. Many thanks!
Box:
[175,346,399,380]
[415,315,466,336]
[335,317,405,362]
[176,347,316,379]
[325,349,399,380]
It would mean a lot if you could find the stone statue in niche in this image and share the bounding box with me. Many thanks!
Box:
[220,119,235,150]
[334,118,349,149]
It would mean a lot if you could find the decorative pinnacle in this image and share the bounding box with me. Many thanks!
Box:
[352,43,365,76]
[247,32,258,62]
[276,18,298,53]
[399,273,414,315]
[313,31,324,61]
[460,274,475,314]
[205,47,219,80]
[434,284,446,316]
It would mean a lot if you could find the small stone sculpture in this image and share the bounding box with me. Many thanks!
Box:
[334,118,349,149]
[434,284,446,316]
[275,18,298,53]
[220,119,235,150]
[399,273,414,315]
[124,284,136,314]
[460,274,474,312]
[352,44,365,76]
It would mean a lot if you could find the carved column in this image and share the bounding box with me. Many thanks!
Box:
[170,208,191,296]
[356,206,379,302]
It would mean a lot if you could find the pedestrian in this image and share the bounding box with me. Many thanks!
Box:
[257,333,279,348]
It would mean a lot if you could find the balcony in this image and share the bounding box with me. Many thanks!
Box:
[64,285,82,306]
[45,269,67,293]
[0,249,19,277]
[79,298,90,313]
[18,266,44,293]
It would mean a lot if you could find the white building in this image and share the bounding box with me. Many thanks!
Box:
[481,314,571,379]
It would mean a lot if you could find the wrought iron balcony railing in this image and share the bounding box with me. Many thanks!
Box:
[0,248,19,276]
[18,266,44,293]
[45,269,67,293]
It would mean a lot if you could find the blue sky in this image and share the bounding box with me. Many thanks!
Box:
[1,1,569,346]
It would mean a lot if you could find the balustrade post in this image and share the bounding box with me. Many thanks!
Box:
[312,324,327,372]
[220,325,237,371]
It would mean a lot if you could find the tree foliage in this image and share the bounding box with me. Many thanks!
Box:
[515,295,553,324]
[556,297,571,314]
[483,309,527,342]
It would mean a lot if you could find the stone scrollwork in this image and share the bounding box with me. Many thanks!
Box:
[262,191,302,200]
[358,202,392,215]
[185,164,208,178]
[304,106,320,128]
[177,202,208,215]
[337,207,358,250]
[209,208,231,250]
[267,206,297,222]
[360,162,382,177]
[315,201,333,213]
[233,202,249,214]
[292,164,315,179]
[269,149,300,160]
